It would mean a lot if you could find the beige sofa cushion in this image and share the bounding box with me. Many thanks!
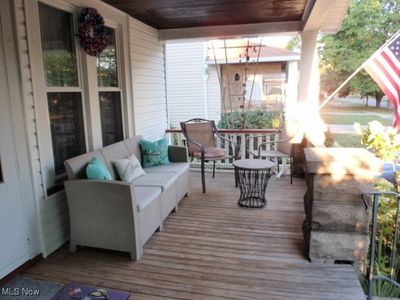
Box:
[132,172,177,191]
[100,141,130,179]
[124,136,142,164]
[144,162,189,176]
[64,151,108,180]
[135,186,161,212]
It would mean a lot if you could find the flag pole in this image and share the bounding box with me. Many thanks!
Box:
[318,64,365,109]
[319,30,400,110]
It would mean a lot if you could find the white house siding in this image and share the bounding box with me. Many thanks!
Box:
[166,42,208,128]
[130,18,167,141]
[206,64,221,124]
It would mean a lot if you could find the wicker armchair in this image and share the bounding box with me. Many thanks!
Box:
[180,118,238,193]
[246,118,297,184]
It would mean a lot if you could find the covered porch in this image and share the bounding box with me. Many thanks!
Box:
[0,0,375,298]
[24,172,365,299]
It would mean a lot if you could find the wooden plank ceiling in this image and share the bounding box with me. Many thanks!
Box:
[103,0,309,29]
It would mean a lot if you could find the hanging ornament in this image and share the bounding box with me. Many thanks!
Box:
[78,8,107,56]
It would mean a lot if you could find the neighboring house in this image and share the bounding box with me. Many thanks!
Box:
[166,41,300,128]
[166,42,222,128]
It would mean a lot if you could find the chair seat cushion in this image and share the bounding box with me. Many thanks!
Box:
[144,162,189,176]
[249,149,289,158]
[132,172,177,191]
[135,186,161,212]
[193,147,227,159]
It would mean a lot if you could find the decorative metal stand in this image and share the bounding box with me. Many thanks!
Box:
[233,159,274,208]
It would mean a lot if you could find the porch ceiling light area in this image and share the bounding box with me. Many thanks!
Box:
[104,0,350,40]
[103,0,309,29]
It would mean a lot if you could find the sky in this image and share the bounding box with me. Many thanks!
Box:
[256,35,296,48]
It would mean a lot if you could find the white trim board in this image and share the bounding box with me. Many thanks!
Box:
[0,0,43,260]
[159,21,302,41]
[206,56,301,64]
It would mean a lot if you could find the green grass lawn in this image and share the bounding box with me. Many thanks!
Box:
[332,134,363,147]
[321,113,392,126]
[321,104,392,114]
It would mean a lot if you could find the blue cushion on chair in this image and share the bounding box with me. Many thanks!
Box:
[86,157,112,180]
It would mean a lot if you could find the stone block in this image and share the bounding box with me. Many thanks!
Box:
[304,147,381,176]
[309,231,369,263]
[312,202,370,233]
[304,148,376,268]
[312,174,373,205]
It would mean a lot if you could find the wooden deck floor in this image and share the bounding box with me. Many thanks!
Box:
[25,171,365,300]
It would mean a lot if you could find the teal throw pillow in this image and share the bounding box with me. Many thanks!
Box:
[139,138,170,168]
[86,157,112,180]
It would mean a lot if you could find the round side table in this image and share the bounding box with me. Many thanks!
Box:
[233,159,274,208]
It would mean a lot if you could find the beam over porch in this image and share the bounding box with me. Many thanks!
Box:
[159,21,302,41]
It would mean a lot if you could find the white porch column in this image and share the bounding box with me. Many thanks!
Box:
[298,30,320,106]
[285,61,298,112]
[291,30,326,146]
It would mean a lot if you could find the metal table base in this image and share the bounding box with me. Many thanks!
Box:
[233,159,273,208]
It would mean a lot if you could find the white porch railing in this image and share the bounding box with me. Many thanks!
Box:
[166,128,281,168]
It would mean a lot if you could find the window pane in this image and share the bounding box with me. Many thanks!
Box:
[39,3,78,87]
[99,92,123,146]
[97,27,118,87]
[48,92,86,175]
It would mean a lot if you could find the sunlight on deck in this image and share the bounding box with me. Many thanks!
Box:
[25,171,365,300]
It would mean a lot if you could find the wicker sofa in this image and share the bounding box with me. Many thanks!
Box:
[63,136,190,261]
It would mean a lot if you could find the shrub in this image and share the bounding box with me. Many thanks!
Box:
[218,111,283,129]
[356,120,400,297]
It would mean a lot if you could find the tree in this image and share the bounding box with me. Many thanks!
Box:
[286,34,301,52]
[320,0,400,107]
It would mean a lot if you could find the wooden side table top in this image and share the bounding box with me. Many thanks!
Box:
[233,159,274,170]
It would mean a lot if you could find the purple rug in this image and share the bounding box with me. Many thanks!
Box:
[52,282,130,300]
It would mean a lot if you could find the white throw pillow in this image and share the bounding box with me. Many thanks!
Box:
[113,155,145,183]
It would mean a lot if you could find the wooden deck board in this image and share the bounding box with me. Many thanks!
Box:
[24,171,366,299]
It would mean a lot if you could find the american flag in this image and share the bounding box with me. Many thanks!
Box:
[364,33,400,128]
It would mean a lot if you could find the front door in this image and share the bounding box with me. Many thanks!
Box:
[0,13,30,278]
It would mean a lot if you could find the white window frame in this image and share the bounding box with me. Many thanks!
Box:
[25,0,131,195]
[96,21,125,146]
[25,0,88,191]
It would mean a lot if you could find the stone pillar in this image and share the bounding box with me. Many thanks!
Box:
[303,148,381,270]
